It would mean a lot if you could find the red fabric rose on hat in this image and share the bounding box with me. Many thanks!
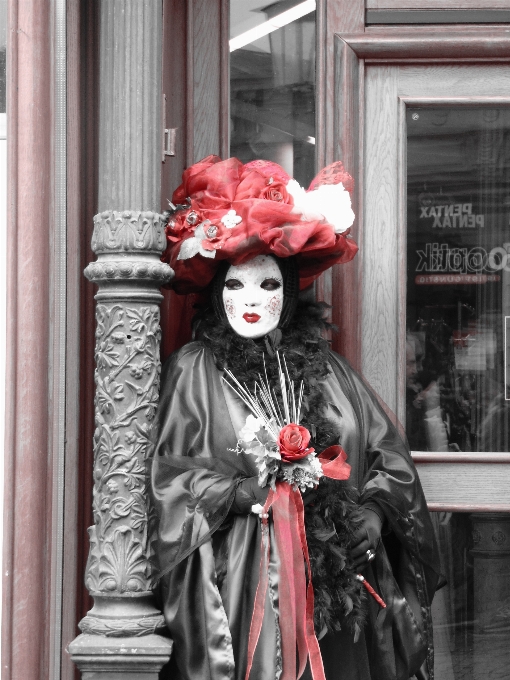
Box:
[277,424,314,462]
[165,200,204,243]
[234,163,293,204]
[200,219,234,252]
[260,181,291,204]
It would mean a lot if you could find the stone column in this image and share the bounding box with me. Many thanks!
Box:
[69,1,174,676]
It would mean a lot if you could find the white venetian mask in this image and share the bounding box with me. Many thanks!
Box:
[222,255,283,339]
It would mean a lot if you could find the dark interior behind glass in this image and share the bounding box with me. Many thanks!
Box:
[407,108,510,452]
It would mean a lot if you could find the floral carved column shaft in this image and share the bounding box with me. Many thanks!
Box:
[80,210,173,636]
[69,210,174,678]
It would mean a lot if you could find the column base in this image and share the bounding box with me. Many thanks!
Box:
[79,592,167,637]
[68,633,173,679]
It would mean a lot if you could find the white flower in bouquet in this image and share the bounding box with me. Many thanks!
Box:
[239,415,266,443]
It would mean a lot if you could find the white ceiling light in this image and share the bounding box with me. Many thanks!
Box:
[229,0,316,52]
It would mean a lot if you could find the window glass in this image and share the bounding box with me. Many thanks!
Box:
[407,108,510,452]
[432,512,510,679]
[229,0,316,187]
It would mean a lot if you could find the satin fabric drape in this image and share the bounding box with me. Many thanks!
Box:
[150,342,440,680]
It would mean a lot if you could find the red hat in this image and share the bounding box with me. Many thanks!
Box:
[162,156,358,294]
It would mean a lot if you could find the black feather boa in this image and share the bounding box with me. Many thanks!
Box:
[196,301,367,637]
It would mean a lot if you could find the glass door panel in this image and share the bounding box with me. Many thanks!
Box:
[406,108,510,452]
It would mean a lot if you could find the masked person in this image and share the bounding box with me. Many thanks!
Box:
[150,156,440,680]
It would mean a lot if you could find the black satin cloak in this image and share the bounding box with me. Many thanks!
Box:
[149,342,441,680]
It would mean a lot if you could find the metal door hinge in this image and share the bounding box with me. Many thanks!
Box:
[162,94,177,162]
[163,128,177,160]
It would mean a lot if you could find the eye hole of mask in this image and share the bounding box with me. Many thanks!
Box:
[224,278,243,290]
[260,278,282,291]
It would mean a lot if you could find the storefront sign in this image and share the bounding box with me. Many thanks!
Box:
[415,243,510,274]
[419,203,484,229]
[415,274,500,285]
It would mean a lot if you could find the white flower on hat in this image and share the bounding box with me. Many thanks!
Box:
[286,179,355,234]
[221,210,242,229]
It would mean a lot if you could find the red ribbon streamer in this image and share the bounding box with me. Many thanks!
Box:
[273,484,309,680]
[317,445,351,480]
[243,504,272,680]
[244,445,352,680]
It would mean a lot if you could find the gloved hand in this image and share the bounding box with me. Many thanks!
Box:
[350,505,383,570]
[231,477,269,515]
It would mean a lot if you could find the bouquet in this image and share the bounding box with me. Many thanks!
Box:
[223,353,345,492]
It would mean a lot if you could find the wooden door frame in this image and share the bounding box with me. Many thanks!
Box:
[4,0,100,678]
[332,27,510,511]
[333,26,510,364]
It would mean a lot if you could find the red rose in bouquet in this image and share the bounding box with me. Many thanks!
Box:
[277,424,314,462]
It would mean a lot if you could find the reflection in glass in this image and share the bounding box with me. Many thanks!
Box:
[229,0,316,187]
[406,108,510,452]
[432,512,510,680]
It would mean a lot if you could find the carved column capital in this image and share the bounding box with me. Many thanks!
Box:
[84,211,173,292]
[90,210,168,255]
